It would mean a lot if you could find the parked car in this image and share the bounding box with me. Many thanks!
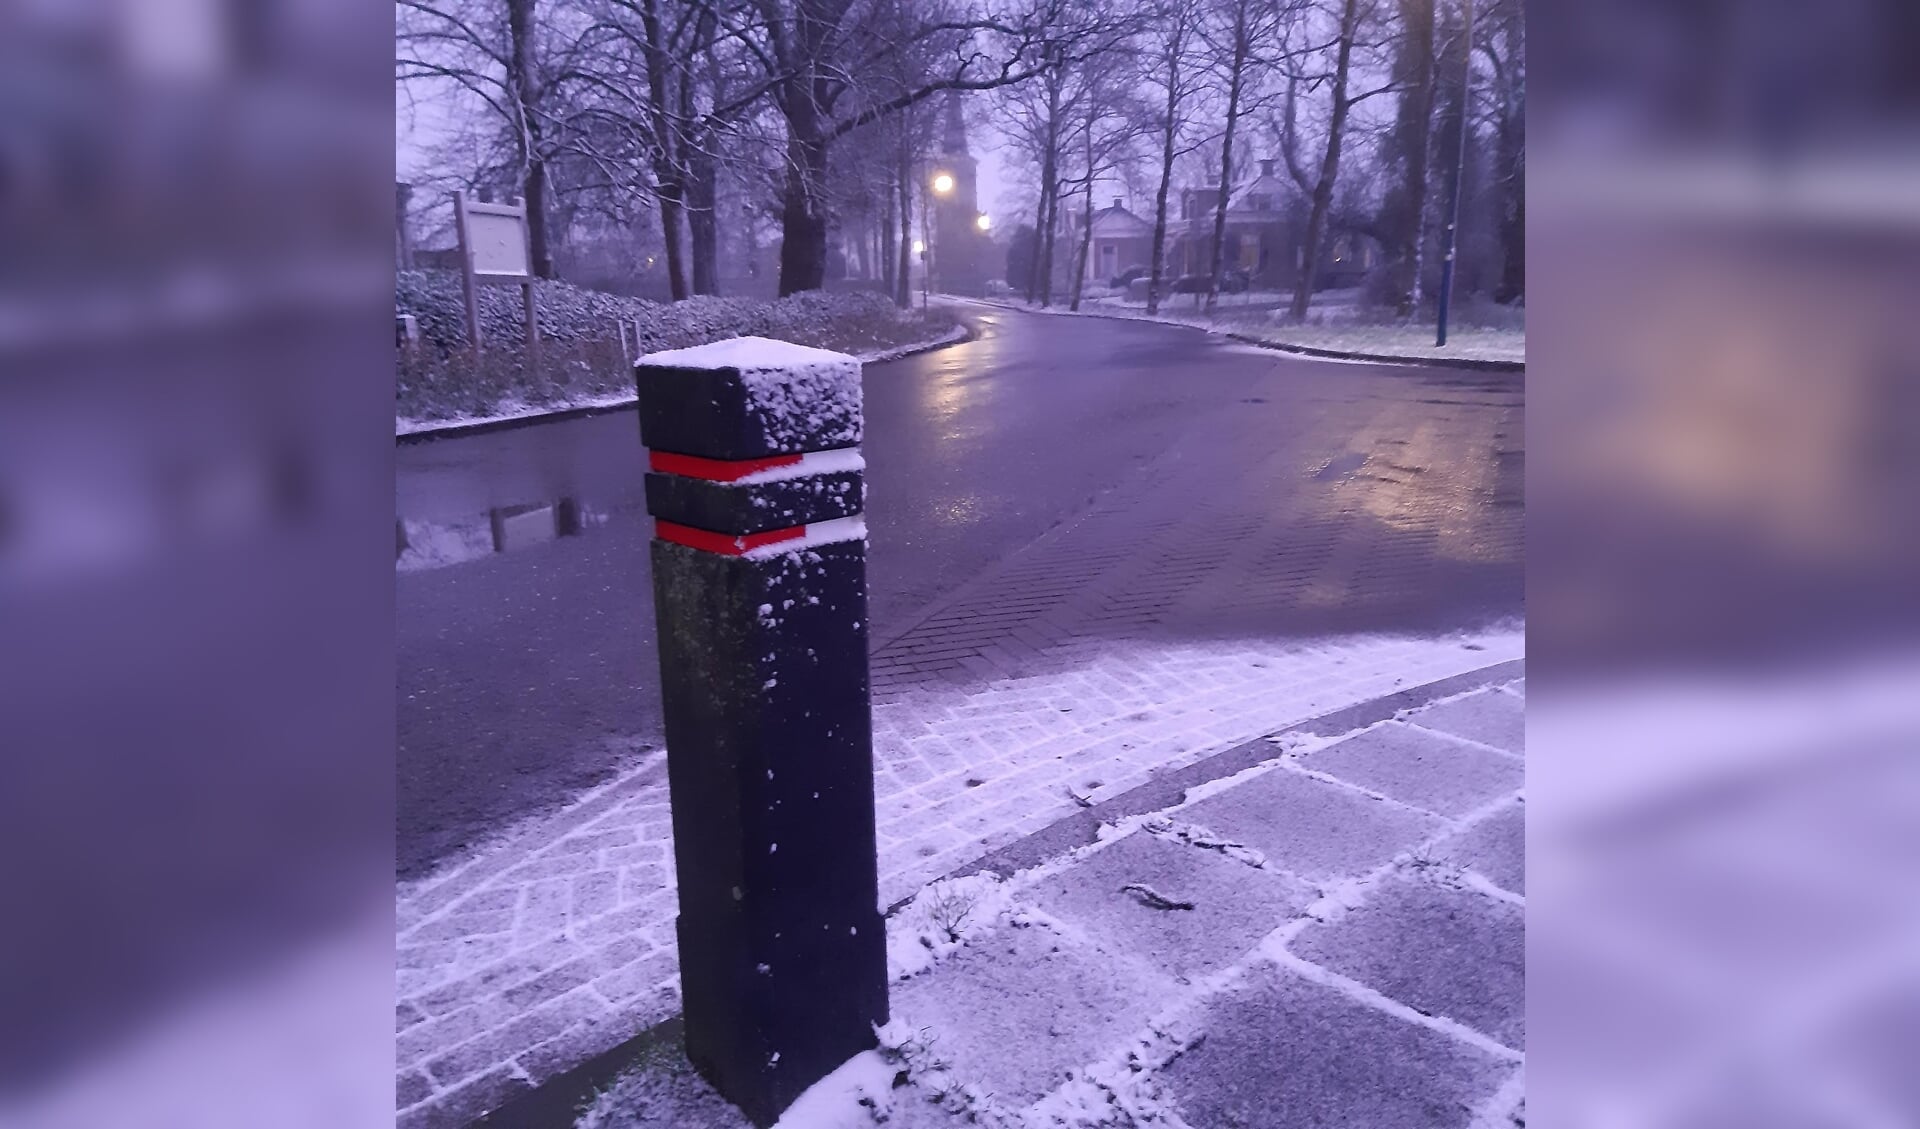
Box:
[1108,265,1148,289]
[1159,270,1251,295]
[1169,269,1252,295]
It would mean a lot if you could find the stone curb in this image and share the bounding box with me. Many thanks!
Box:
[395,324,976,446]
[952,295,1525,373]
[939,655,1526,892]
[1219,332,1527,373]
[464,656,1524,1127]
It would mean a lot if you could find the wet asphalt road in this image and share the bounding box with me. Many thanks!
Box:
[397,306,1522,879]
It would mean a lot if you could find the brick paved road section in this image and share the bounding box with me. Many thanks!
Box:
[395,361,1523,1126]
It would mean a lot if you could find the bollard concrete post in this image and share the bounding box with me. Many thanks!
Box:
[635,336,887,1127]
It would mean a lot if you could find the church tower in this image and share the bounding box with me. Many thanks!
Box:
[929,92,988,295]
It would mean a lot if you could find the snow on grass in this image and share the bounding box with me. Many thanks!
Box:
[398,270,962,430]
[886,873,1018,982]
[953,291,1524,365]
[1232,322,1526,363]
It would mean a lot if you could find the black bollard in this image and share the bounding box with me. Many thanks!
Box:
[635,337,888,1128]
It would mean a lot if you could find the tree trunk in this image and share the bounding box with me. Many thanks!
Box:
[1206,9,1252,314]
[880,180,897,298]
[1389,0,1435,315]
[777,67,834,297]
[639,0,687,299]
[1024,196,1046,302]
[1034,73,1063,307]
[657,189,689,300]
[895,137,914,307]
[1070,131,1095,311]
[506,0,554,278]
[524,155,554,279]
[687,144,719,295]
[1146,21,1186,316]
[779,133,832,296]
[1493,66,1524,303]
[1289,0,1359,320]
[682,11,720,296]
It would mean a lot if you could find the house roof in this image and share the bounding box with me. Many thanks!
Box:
[1088,203,1154,239]
[1185,166,1294,220]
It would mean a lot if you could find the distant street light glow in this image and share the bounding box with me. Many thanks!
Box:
[931,172,955,195]
[975,214,991,232]
[912,239,925,254]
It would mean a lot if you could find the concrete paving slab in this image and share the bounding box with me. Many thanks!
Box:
[1157,960,1513,1129]
[889,918,1175,1108]
[1021,831,1317,980]
[1406,689,1525,754]
[1290,875,1525,1050]
[1299,721,1524,818]
[1178,767,1447,883]
[1436,801,1525,894]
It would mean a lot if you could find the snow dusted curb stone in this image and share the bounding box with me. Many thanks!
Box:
[953,295,1524,373]
[395,324,972,443]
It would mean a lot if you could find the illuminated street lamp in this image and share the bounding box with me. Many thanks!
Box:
[911,239,925,255]
[975,214,991,232]
[931,172,955,196]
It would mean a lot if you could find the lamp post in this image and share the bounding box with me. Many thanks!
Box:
[926,170,953,305]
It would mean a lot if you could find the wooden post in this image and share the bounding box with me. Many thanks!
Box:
[453,190,483,352]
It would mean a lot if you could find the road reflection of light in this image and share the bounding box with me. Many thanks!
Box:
[932,494,985,529]
[1342,415,1520,566]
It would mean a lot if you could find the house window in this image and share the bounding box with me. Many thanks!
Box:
[1250,194,1271,212]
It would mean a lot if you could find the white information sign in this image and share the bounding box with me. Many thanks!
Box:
[464,203,531,278]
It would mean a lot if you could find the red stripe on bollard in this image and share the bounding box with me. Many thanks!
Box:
[655,518,804,556]
[650,450,804,482]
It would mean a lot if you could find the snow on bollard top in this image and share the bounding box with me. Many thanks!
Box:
[637,335,862,452]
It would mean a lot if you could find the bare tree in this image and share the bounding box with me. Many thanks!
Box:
[1143,0,1206,315]
[1280,0,1394,319]
[1478,0,1523,304]
[1197,0,1293,313]
[719,0,1124,296]
[399,0,596,278]
[1065,59,1150,309]
[1378,0,1435,315]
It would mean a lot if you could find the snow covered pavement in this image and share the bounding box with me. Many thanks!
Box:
[581,673,1528,1128]
[395,634,1521,1128]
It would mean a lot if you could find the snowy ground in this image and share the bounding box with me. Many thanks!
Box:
[577,674,1528,1128]
[396,271,964,431]
[393,630,1520,1127]
[394,326,966,438]
[955,292,1525,365]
